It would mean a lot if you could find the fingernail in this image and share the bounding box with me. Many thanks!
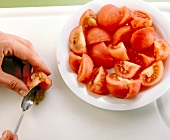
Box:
[2,130,8,139]
[19,90,27,96]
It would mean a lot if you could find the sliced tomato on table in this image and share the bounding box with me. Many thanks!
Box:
[69,25,87,55]
[86,66,109,95]
[114,60,141,79]
[139,60,164,86]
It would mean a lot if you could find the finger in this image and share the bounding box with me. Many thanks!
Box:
[0,71,28,96]
[13,135,18,140]
[1,130,13,140]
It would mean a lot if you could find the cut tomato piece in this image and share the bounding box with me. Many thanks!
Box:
[86,66,109,95]
[139,60,164,86]
[77,54,94,82]
[114,60,141,79]
[26,71,52,91]
[154,39,170,61]
[130,27,155,51]
[79,9,97,31]
[69,26,87,55]
[112,25,134,45]
[89,42,115,69]
[69,51,82,73]
[86,27,111,45]
[119,6,132,26]
[97,4,121,31]
[108,42,129,60]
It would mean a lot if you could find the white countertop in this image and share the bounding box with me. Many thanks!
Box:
[0,2,170,140]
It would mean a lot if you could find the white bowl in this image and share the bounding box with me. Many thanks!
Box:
[56,0,170,111]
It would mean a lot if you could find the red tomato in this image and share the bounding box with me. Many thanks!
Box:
[97,4,121,31]
[69,51,82,73]
[86,27,111,45]
[79,9,97,31]
[77,54,94,82]
[112,25,134,45]
[119,6,132,26]
[108,42,129,60]
[89,42,115,69]
[154,39,170,61]
[86,66,109,95]
[69,26,87,55]
[114,60,141,79]
[130,27,155,51]
[131,10,152,30]
[26,72,52,91]
[139,60,164,86]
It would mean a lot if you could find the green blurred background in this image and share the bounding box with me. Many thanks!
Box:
[0,0,169,8]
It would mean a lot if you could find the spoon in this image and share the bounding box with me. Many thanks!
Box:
[13,85,41,134]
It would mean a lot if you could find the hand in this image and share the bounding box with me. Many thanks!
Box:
[0,130,18,140]
[0,31,51,96]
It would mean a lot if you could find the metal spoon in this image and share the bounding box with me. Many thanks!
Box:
[13,85,41,134]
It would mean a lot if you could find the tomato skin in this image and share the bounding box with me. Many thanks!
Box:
[86,66,109,95]
[139,60,164,86]
[108,42,129,60]
[86,27,111,45]
[119,6,132,26]
[114,60,141,79]
[154,39,170,61]
[77,54,94,82]
[97,4,121,31]
[89,42,115,69]
[69,51,82,73]
[69,26,87,55]
[130,27,155,51]
[79,9,97,31]
[26,71,52,91]
[112,25,134,45]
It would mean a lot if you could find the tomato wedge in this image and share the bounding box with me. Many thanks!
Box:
[77,54,94,82]
[69,26,87,55]
[86,66,109,95]
[139,60,164,86]
[119,6,132,26]
[114,60,141,79]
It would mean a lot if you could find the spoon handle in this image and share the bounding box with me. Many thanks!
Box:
[13,111,24,134]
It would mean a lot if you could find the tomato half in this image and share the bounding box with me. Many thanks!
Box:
[86,66,109,95]
[69,26,87,55]
[119,6,132,26]
[114,60,141,79]
[139,60,164,86]
[79,9,97,31]
[108,42,129,60]
[89,42,115,69]
[77,54,94,82]
[154,39,170,61]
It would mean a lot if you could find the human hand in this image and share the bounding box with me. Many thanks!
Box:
[0,31,51,96]
[0,130,18,140]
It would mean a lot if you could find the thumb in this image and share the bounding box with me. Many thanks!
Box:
[0,71,28,96]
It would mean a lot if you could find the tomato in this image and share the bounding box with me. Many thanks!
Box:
[106,73,141,98]
[106,73,129,98]
[69,51,82,73]
[130,27,155,51]
[131,10,152,30]
[89,42,115,69]
[139,60,164,86]
[119,6,132,26]
[154,39,170,61]
[26,71,52,91]
[77,54,94,82]
[69,26,87,55]
[79,9,97,31]
[112,25,134,45]
[108,42,129,60]
[114,60,141,79]
[86,66,109,95]
[97,4,121,31]
[86,27,111,45]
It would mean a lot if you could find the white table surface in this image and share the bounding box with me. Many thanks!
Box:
[0,2,170,140]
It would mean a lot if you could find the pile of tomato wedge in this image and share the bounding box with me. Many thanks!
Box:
[68,4,170,99]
